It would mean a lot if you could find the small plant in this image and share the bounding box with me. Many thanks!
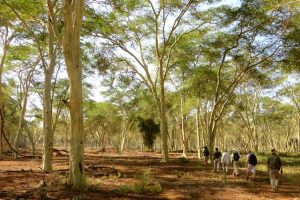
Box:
[176,170,185,178]
[116,169,162,195]
[117,185,132,194]
[149,182,162,193]
[284,174,300,184]
[179,156,189,163]
[45,173,67,189]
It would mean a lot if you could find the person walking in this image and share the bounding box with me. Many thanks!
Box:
[267,148,282,191]
[246,150,257,181]
[213,148,222,172]
[232,149,240,177]
[203,146,210,165]
[221,149,230,173]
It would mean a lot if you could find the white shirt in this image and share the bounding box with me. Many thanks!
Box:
[221,151,230,164]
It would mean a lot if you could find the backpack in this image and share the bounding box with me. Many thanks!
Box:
[248,153,257,165]
[233,152,240,161]
[213,151,221,159]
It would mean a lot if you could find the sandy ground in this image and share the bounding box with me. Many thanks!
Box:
[0,150,299,199]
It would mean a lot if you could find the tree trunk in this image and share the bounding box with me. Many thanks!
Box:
[254,126,259,152]
[13,69,35,157]
[120,109,127,152]
[42,9,57,172]
[120,131,126,152]
[27,128,36,157]
[0,109,3,157]
[62,0,86,190]
[13,100,27,157]
[0,30,11,156]
[196,98,201,159]
[180,95,188,157]
[42,73,54,171]
[171,123,175,151]
[159,63,169,162]
[208,120,217,161]
[298,116,300,151]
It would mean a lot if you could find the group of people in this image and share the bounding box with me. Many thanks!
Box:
[202,146,282,191]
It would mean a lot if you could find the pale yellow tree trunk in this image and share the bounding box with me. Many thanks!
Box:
[120,109,127,152]
[42,72,53,171]
[62,0,86,190]
[159,62,169,162]
[196,98,201,159]
[42,12,56,171]
[180,95,188,158]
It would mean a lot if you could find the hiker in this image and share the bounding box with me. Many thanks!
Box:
[246,150,257,180]
[267,148,282,191]
[203,146,210,165]
[232,149,240,177]
[213,148,222,172]
[221,149,230,173]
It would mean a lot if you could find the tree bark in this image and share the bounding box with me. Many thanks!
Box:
[13,67,36,157]
[196,98,201,159]
[42,7,57,172]
[27,127,36,157]
[159,62,169,162]
[0,28,13,156]
[62,0,86,190]
[298,116,300,151]
[180,95,188,157]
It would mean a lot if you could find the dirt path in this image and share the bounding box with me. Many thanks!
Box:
[0,151,299,199]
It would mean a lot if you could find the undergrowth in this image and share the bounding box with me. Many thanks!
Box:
[116,169,162,195]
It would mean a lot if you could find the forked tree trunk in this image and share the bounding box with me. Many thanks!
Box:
[13,68,35,157]
[62,0,86,190]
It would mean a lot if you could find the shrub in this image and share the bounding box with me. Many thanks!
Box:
[116,169,162,195]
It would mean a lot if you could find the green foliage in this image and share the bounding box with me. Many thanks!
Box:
[44,173,67,190]
[178,156,189,164]
[117,169,162,195]
[138,118,160,150]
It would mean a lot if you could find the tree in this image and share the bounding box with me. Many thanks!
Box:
[85,101,121,151]
[0,4,18,156]
[87,0,211,162]
[234,82,262,151]
[3,0,60,171]
[98,58,140,152]
[279,82,300,150]
[62,0,86,189]
[183,0,289,156]
[138,118,160,151]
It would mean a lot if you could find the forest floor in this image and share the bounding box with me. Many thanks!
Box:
[0,150,299,200]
